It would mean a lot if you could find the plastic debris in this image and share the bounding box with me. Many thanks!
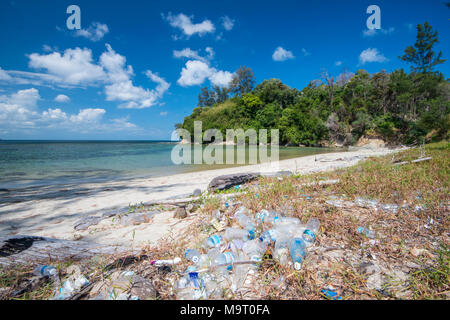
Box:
[320,289,342,300]
[357,227,376,239]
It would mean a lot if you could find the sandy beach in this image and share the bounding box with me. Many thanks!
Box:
[0,146,404,247]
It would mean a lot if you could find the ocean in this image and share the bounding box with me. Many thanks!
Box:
[0,140,342,189]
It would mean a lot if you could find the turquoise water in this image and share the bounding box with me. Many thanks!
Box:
[0,141,341,189]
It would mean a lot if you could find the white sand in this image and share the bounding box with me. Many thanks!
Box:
[0,147,403,247]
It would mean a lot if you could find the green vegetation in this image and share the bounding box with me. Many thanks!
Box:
[180,22,449,146]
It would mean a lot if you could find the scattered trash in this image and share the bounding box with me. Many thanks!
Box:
[33,265,58,278]
[320,289,342,300]
[53,275,89,300]
[357,227,376,239]
[151,257,181,266]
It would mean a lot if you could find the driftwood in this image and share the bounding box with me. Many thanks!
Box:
[0,235,135,267]
[208,173,259,192]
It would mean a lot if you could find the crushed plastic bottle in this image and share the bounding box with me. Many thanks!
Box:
[224,227,252,242]
[185,249,201,263]
[289,237,307,270]
[259,229,278,245]
[53,275,89,300]
[34,265,58,278]
[302,218,320,247]
[151,257,182,266]
[274,216,301,227]
[357,227,376,239]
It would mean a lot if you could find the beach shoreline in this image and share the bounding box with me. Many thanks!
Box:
[0,146,405,246]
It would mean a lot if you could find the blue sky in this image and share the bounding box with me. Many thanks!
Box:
[0,0,448,140]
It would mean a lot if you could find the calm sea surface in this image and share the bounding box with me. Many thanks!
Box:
[0,141,343,189]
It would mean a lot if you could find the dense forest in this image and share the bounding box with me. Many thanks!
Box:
[178,22,449,146]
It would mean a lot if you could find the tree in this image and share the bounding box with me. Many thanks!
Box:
[229,66,256,97]
[212,85,229,104]
[399,22,446,73]
[197,87,215,107]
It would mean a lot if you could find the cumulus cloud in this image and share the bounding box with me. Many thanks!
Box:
[221,16,235,31]
[70,108,105,123]
[0,88,141,135]
[177,60,233,87]
[272,47,295,61]
[28,48,106,85]
[54,94,70,103]
[164,12,215,37]
[20,44,170,109]
[75,22,109,42]
[362,27,395,37]
[359,48,388,64]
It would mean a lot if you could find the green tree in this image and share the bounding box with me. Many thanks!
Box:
[229,66,256,97]
[399,22,446,73]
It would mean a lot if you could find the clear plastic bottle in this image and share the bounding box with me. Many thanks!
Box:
[302,218,320,247]
[274,234,291,265]
[212,251,236,271]
[242,239,267,263]
[274,216,301,227]
[234,208,256,239]
[204,234,225,248]
[224,227,251,241]
[256,210,280,227]
[185,249,201,263]
[289,237,307,270]
[259,229,278,245]
[34,265,57,277]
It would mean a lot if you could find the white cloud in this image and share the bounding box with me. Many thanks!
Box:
[70,108,105,123]
[42,108,68,121]
[272,47,295,61]
[75,22,109,42]
[301,48,310,56]
[0,88,142,135]
[100,44,134,83]
[28,48,106,85]
[359,48,388,64]
[173,48,205,62]
[0,67,12,80]
[177,60,212,86]
[209,70,233,87]
[160,111,168,116]
[164,12,215,37]
[54,94,70,103]
[173,47,215,63]
[177,60,232,87]
[221,16,235,31]
[335,61,342,66]
[362,27,395,37]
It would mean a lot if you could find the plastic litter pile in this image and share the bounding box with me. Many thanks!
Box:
[173,204,321,300]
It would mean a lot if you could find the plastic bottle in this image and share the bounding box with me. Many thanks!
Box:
[224,228,251,242]
[274,216,301,227]
[212,251,236,271]
[289,237,307,270]
[259,229,278,245]
[302,218,320,247]
[204,234,225,248]
[234,208,256,239]
[242,239,267,263]
[357,227,376,239]
[274,234,291,265]
[185,249,201,263]
[34,265,57,277]
[256,210,280,227]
